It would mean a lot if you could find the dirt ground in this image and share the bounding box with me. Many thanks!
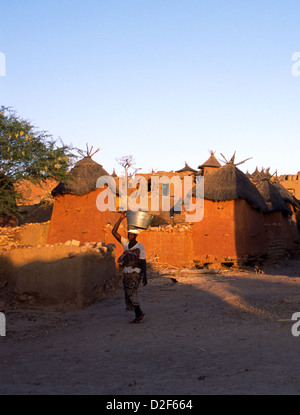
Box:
[1,259,300,396]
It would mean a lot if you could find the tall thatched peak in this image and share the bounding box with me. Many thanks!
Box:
[220,151,253,167]
[52,155,110,197]
[198,162,268,212]
[198,151,222,169]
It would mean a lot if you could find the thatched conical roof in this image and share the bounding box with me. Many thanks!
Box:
[176,162,198,173]
[194,162,267,211]
[198,151,222,169]
[248,167,260,182]
[255,180,292,215]
[52,156,111,196]
[249,168,272,183]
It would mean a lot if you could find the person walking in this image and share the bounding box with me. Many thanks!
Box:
[112,212,147,323]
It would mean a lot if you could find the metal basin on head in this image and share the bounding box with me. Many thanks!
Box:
[126,210,155,230]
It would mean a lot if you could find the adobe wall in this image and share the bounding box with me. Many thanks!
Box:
[278,174,300,200]
[234,199,266,258]
[191,199,236,259]
[190,199,266,265]
[47,190,120,245]
[14,179,58,205]
[262,212,288,261]
[0,243,119,310]
[0,222,50,248]
[46,194,275,268]
[47,190,195,267]
[45,189,298,269]
[137,225,193,268]
[101,223,194,269]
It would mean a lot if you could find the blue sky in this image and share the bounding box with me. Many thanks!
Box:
[1,0,300,176]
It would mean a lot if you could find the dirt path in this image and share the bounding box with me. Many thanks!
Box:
[1,260,300,395]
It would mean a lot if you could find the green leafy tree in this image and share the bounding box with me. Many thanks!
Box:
[0,106,76,217]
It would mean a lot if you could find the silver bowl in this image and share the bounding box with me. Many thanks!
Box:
[126,210,155,230]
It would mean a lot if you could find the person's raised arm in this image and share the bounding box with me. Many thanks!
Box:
[112,212,126,243]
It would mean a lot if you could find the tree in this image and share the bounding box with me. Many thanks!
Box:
[0,106,76,218]
[116,155,141,179]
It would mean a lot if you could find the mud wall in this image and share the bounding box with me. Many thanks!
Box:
[0,222,50,248]
[190,199,266,264]
[46,193,295,267]
[0,244,119,310]
[234,199,266,258]
[137,225,193,268]
[47,190,120,245]
[278,174,300,200]
[263,212,299,260]
[21,189,298,269]
[191,199,236,259]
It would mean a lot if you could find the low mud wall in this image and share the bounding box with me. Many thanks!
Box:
[0,243,119,310]
[0,222,50,248]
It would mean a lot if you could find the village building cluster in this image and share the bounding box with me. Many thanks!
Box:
[40,150,300,269]
[1,150,299,269]
[1,150,299,309]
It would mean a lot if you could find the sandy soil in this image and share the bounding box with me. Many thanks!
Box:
[1,260,300,395]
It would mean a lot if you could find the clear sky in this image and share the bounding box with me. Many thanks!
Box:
[1,0,300,176]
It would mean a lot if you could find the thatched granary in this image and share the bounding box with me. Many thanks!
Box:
[51,156,110,197]
[273,175,300,235]
[255,180,291,216]
[254,178,299,260]
[202,162,268,212]
[247,167,272,183]
[190,161,268,265]
[198,151,222,176]
[248,167,299,214]
[273,181,300,235]
[175,162,198,175]
[48,155,120,245]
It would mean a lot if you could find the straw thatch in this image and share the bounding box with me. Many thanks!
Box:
[176,162,198,173]
[52,156,111,196]
[194,162,268,211]
[255,180,292,215]
[198,151,222,169]
[248,168,272,183]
